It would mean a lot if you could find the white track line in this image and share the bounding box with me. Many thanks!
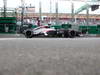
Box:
[0,38,100,41]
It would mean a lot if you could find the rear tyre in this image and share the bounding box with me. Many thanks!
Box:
[69,30,76,38]
[25,31,33,38]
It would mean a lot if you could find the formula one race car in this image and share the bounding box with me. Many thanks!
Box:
[24,25,56,38]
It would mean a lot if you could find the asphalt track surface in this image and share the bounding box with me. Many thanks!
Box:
[0,38,100,75]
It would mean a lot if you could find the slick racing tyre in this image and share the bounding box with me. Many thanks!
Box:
[25,30,33,38]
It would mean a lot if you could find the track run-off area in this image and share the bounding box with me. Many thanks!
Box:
[0,38,100,75]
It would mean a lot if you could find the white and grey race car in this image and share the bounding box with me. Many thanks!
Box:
[24,26,56,38]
